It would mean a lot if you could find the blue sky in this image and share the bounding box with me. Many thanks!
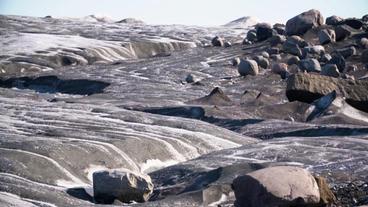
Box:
[0,0,367,26]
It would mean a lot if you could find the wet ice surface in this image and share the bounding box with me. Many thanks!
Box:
[0,15,367,206]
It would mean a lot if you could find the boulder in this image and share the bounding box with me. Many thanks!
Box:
[303,45,325,58]
[335,25,353,41]
[224,41,232,48]
[266,47,279,55]
[318,29,336,44]
[273,23,285,35]
[285,9,324,36]
[362,50,368,63]
[287,55,300,65]
[299,58,321,72]
[358,38,368,49]
[319,53,332,63]
[343,18,363,29]
[363,14,368,22]
[232,166,320,207]
[254,56,270,69]
[269,34,286,46]
[93,169,153,204]
[321,64,340,78]
[282,36,307,57]
[337,46,356,59]
[270,54,282,61]
[326,15,343,25]
[327,54,345,72]
[256,23,275,41]
[185,74,195,83]
[261,51,270,58]
[246,29,257,42]
[238,59,259,76]
[272,63,289,79]
[286,73,368,112]
[305,90,337,122]
[211,36,224,47]
[231,57,241,66]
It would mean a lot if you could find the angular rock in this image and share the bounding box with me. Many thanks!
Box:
[299,58,321,72]
[285,9,324,36]
[335,25,353,41]
[93,169,153,204]
[266,47,279,55]
[318,29,336,44]
[272,63,289,79]
[254,56,270,69]
[238,59,259,76]
[326,15,343,25]
[185,74,195,83]
[211,36,224,47]
[189,87,232,106]
[224,41,232,48]
[286,73,368,112]
[287,55,300,65]
[327,54,346,72]
[305,90,337,122]
[282,36,307,57]
[246,29,257,42]
[319,53,332,63]
[256,23,275,41]
[337,46,356,59]
[273,23,285,35]
[343,18,363,30]
[270,54,282,61]
[232,166,320,207]
[321,64,340,78]
[303,45,325,58]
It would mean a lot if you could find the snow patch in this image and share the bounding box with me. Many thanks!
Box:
[140,159,179,174]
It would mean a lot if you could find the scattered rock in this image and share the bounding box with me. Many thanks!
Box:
[231,57,241,66]
[287,55,300,65]
[232,166,320,207]
[286,73,368,112]
[318,29,336,44]
[273,23,285,35]
[326,15,344,25]
[319,53,332,63]
[337,46,356,58]
[343,18,363,29]
[238,59,259,76]
[358,38,368,49]
[117,18,145,24]
[361,49,368,63]
[224,41,232,48]
[282,36,307,57]
[314,176,336,205]
[254,56,270,69]
[303,45,325,58]
[321,64,340,78]
[246,30,257,42]
[266,47,279,55]
[327,54,346,72]
[305,90,337,122]
[261,51,270,58]
[335,25,353,41]
[93,169,153,204]
[269,34,286,46]
[299,58,321,72]
[270,54,282,61]
[189,87,232,106]
[185,74,195,83]
[272,63,288,79]
[211,36,224,47]
[285,9,324,36]
[255,23,275,41]
[44,15,52,19]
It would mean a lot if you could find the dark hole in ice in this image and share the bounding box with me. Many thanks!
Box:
[61,56,73,66]
[0,75,110,95]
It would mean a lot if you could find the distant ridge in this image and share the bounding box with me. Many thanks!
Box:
[223,16,258,28]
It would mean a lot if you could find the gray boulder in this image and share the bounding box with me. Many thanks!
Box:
[282,36,307,57]
[269,34,286,46]
[327,54,345,72]
[321,64,340,78]
[362,50,368,63]
[337,46,356,59]
[93,169,153,204]
[299,58,321,72]
[303,45,325,59]
[238,59,259,76]
[256,23,275,41]
[246,29,257,42]
[326,15,343,25]
[335,25,353,41]
[211,36,224,47]
[231,57,241,66]
[232,166,320,207]
[318,29,336,44]
[273,23,285,35]
[254,56,270,69]
[358,38,368,49]
[266,47,279,55]
[287,55,300,65]
[261,51,270,58]
[285,9,324,36]
[185,74,195,83]
[270,54,282,61]
[343,18,363,29]
[319,53,332,63]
